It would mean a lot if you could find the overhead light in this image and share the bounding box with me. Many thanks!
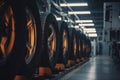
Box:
[60,12,67,16]
[83,28,96,33]
[64,20,68,22]
[68,11,91,14]
[60,3,88,7]
[56,17,62,21]
[81,26,85,29]
[74,25,79,28]
[64,19,73,23]
[86,30,96,33]
[69,24,74,28]
[88,33,97,37]
[76,20,93,23]
[83,28,96,31]
[79,23,94,26]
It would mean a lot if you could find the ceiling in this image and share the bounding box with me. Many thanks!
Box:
[59,0,120,38]
[61,0,103,36]
[52,0,119,40]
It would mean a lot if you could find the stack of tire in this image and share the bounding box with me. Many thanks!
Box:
[0,0,91,80]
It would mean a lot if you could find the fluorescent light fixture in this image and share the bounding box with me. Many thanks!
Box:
[64,19,73,23]
[88,33,97,37]
[60,12,67,16]
[81,26,85,29]
[60,3,88,7]
[83,28,96,31]
[64,20,68,22]
[75,25,79,28]
[68,11,91,14]
[68,24,74,28]
[83,28,96,32]
[86,30,96,33]
[76,20,93,23]
[56,17,62,21]
[79,23,94,26]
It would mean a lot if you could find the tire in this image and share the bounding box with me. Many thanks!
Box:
[76,30,81,63]
[73,29,77,61]
[67,28,77,66]
[86,37,91,58]
[59,21,69,66]
[17,0,42,78]
[79,32,84,61]
[40,13,59,72]
[0,1,27,79]
[82,34,87,60]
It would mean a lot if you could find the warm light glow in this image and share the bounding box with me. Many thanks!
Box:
[79,23,94,26]
[76,20,93,23]
[60,3,88,7]
[68,11,91,14]
[56,17,62,21]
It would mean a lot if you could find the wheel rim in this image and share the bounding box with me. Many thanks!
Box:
[25,8,37,64]
[63,30,68,56]
[73,36,76,56]
[0,6,15,60]
[48,24,56,59]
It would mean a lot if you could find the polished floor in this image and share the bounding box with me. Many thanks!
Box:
[60,56,120,80]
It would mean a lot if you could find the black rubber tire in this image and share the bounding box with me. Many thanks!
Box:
[80,33,84,58]
[76,30,81,60]
[68,28,77,62]
[86,37,91,58]
[82,34,88,58]
[40,13,59,71]
[79,32,84,59]
[16,0,42,78]
[0,1,27,79]
[59,21,69,65]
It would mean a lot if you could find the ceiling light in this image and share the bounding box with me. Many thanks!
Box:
[74,25,79,28]
[88,33,97,37]
[68,11,91,14]
[86,30,96,33]
[83,28,96,31]
[60,3,88,7]
[83,28,96,33]
[76,20,93,23]
[69,24,74,28]
[56,17,62,21]
[79,23,94,26]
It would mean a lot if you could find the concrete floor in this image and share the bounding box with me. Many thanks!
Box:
[60,56,120,80]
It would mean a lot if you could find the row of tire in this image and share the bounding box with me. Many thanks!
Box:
[0,0,91,80]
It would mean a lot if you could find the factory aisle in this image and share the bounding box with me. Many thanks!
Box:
[60,56,120,80]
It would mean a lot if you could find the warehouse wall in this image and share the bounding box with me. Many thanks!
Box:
[112,3,120,29]
[103,2,120,56]
[91,40,97,57]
